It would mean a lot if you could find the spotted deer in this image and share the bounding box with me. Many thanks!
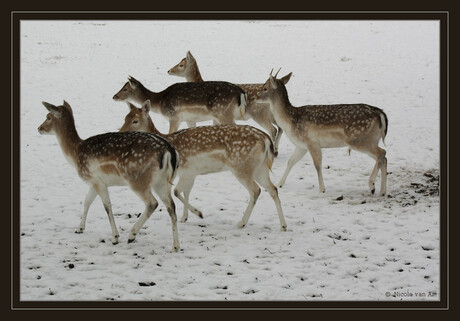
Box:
[120,100,287,231]
[167,51,292,156]
[113,76,247,134]
[257,73,388,196]
[38,101,180,251]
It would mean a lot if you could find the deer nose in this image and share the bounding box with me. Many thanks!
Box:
[167,70,171,74]
[113,94,118,100]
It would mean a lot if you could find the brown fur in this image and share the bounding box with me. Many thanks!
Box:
[166,51,293,155]
[258,75,388,196]
[120,101,287,230]
[38,101,180,251]
[113,76,246,133]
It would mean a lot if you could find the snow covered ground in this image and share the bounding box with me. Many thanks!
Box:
[19,20,440,302]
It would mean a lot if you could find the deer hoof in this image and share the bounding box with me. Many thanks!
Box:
[281,225,287,232]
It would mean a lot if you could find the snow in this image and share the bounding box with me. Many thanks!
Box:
[19,20,440,302]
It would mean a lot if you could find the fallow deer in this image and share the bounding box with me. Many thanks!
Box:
[38,101,180,251]
[120,100,287,231]
[113,76,247,134]
[167,51,292,156]
[257,73,388,196]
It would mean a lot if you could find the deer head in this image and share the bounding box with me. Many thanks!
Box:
[167,51,197,77]
[119,100,155,133]
[38,101,74,135]
[113,76,145,102]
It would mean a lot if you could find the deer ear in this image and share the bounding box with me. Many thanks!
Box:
[141,100,151,114]
[186,51,195,63]
[280,72,292,85]
[269,75,277,89]
[42,101,60,116]
[62,100,73,114]
[126,102,137,110]
[128,76,138,89]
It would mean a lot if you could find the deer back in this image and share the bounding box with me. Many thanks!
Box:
[77,132,178,185]
[259,76,387,148]
[166,124,272,173]
[119,103,271,175]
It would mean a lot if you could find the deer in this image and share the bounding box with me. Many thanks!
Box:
[257,72,388,196]
[167,51,292,156]
[119,100,287,231]
[113,76,247,134]
[38,100,181,252]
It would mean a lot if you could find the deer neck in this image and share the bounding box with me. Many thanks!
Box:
[54,119,83,168]
[133,87,162,112]
[268,92,297,130]
[146,117,166,137]
[186,63,204,82]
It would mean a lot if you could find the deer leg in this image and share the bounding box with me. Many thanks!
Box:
[76,186,97,234]
[362,146,387,196]
[155,183,180,252]
[174,177,203,222]
[380,153,387,196]
[168,118,180,134]
[273,125,283,157]
[278,146,308,188]
[218,114,236,125]
[92,184,119,245]
[251,113,279,156]
[128,191,158,244]
[368,161,379,195]
[234,175,261,229]
[308,143,326,193]
[255,168,287,231]
[374,147,387,196]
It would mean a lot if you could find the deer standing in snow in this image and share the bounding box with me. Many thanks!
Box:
[113,76,246,134]
[38,101,180,251]
[120,100,287,231]
[167,51,292,156]
[257,72,388,196]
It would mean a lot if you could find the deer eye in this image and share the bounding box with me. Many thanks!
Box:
[132,119,139,124]
[47,115,51,120]
[263,87,268,91]
[179,64,184,67]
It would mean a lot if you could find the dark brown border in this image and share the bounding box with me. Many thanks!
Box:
[10,11,449,310]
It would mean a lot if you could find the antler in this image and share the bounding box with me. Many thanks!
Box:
[269,68,282,78]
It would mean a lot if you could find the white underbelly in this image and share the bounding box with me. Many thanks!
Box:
[177,106,215,122]
[179,151,228,176]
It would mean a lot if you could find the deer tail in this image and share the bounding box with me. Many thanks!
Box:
[264,136,275,172]
[238,93,247,119]
[379,111,388,146]
[162,148,180,185]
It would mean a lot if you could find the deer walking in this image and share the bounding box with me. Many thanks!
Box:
[38,101,180,251]
[257,73,388,196]
[167,51,292,156]
[120,100,287,231]
[113,76,246,134]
